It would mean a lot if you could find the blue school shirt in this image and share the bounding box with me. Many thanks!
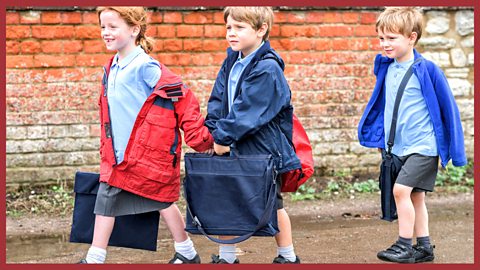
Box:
[108,46,161,162]
[227,42,264,111]
[384,57,437,157]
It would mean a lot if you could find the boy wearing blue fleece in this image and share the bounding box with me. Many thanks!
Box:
[358,7,467,263]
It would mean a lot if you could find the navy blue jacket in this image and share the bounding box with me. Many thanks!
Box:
[358,49,467,168]
[205,41,301,174]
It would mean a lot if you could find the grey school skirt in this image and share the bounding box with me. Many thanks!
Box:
[94,182,173,217]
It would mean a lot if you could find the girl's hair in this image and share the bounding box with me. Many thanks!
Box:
[376,7,424,45]
[97,7,154,53]
[224,7,274,41]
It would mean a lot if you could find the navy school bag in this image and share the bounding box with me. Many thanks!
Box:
[69,171,160,251]
[183,153,278,244]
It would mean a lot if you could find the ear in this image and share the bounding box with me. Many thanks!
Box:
[131,25,141,37]
[409,32,418,45]
[257,23,268,38]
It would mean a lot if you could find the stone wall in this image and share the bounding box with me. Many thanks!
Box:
[5,7,474,187]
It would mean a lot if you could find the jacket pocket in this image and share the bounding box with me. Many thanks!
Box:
[139,114,176,152]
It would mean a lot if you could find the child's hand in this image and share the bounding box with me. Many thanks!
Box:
[214,143,230,155]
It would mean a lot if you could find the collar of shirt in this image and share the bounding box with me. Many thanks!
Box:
[111,46,144,69]
[234,41,265,66]
[393,55,415,70]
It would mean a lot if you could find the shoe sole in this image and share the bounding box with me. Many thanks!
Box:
[377,255,415,264]
[415,255,434,263]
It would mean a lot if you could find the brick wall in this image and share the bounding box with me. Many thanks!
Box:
[5,7,474,187]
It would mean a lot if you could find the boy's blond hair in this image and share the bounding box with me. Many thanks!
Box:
[97,7,155,53]
[376,7,424,45]
[224,7,274,41]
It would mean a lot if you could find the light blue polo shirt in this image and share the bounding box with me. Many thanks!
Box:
[108,46,161,163]
[384,56,437,157]
[227,42,264,111]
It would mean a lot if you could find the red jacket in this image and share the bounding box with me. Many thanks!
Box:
[99,58,213,202]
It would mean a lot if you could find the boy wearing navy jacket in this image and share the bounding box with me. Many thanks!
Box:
[205,7,302,264]
[358,7,467,263]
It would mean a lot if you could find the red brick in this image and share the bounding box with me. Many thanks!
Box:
[41,12,62,24]
[83,40,104,53]
[184,12,213,24]
[163,12,182,23]
[75,25,101,39]
[6,12,20,24]
[213,11,225,24]
[156,25,176,38]
[6,26,31,39]
[274,11,288,23]
[20,40,41,53]
[281,25,319,37]
[6,83,35,98]
[157,53,190,66]
[20,11,41,24]
[323,12,342,23]
[350,38,371,50]
[152,39,164,52]
[332,39,349,51]
[212,52,226,65]
[83,12,99,24]
[64,40,83,53]
[75,54,111,67]
[182,66,218,80]
[203,39,228,52]
[6,41,20,54]
[191,53,214,66]
[342,12,359,23]
[146,26,157,38]
[286,12,306,23]
[6,55,34,68]
[205,25,226,38]
[90,124,101,137]
[40,40,62,53]
[163,39,183,52]
[314,39,332,51]
[288,52,324,65]
[177,25,204,37]
[82,67,103,82]
[147,11,163,23]
[305,11,323,23]
[34,55,76,67]
[318,26,353,37]
[354,25,377,37]
[183,40,203,52]
[32,26,75,39]
[360,12,379,24]
[62,12,82,24]
[294,39,314,51]
[270,25,280,37]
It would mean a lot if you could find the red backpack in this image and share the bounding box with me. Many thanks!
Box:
[281,114,314,192]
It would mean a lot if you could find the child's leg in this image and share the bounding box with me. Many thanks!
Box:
[216,237,238,264]
[393,183,415,241]
[411,191,429,238]
[86,215,115,263]
[160,203,198,262]
[274,208,298,262]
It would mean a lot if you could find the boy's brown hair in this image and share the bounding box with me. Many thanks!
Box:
[224,7,274,41]
[376,7,424,45]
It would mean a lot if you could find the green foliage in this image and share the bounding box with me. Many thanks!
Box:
[290,184,317,201]
[436,160,473,189]
[352,179,380,193]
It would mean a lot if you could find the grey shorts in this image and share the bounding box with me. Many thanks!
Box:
[396,153,439,192]
[276,176,284,210]
[94,182,173,217]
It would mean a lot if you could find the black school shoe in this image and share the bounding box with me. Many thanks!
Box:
[413,244,435,263]
[168,252,201,264]
[211,254,239,264]
[273,255,301,264]
[77,259,88,264]
[377,242,415,263]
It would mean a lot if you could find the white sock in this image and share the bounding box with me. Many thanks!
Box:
[219,245,237,264]
[85,246,107,264]
[173,237,197,264]
[277,245,296,262]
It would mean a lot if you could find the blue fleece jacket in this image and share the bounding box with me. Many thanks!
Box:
[358,49,467,168]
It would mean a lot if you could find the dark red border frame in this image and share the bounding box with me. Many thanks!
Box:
[1,0,477,269]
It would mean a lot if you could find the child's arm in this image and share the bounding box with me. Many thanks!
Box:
[205,63,227,133]
[430,64,467,167]
[213,64,288,146]
[174,87,214,152]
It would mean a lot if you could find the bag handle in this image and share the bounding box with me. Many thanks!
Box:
[386,58,422,155]
[184,172,278,245]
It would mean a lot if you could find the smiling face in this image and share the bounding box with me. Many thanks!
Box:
[225,15,267,58]
[99,9,139,59]
[377,29,417,63]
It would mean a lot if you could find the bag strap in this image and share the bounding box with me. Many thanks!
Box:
[184,174,278,245]
[386,58,422,155]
